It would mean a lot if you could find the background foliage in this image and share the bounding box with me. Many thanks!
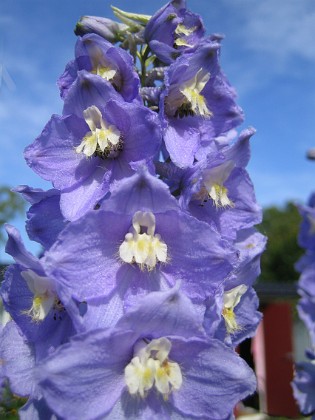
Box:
[258,202,303,283]
[0,187,25,245]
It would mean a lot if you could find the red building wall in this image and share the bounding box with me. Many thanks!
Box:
[254,303,300,417]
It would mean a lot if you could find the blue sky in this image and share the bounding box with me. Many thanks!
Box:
[1,0,315,262]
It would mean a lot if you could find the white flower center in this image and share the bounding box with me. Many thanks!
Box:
[119,211,167,271]
[21,270,57,322]
[0,298,11,327]
[75,105,121,158]
[125,337,182,399]
[222,284,248,334]
[174,38,193,47]
[196,160,235,208]
[174,24,197,47]
[86,44,117,82]
[91,65,117,81]
[175,24,197,37]
[179,69,212,117]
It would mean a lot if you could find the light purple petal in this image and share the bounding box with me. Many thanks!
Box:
[24,114,94,190]
[59,164,111,221]
[19,397,58,420]
[1,266,75,358]
[1,321,35,396]
[63,70,121,118]
[292,359,315,415]
[43,211,131,303]
[5,225,42,273]
[117,285,205,339]
[163,116,201,168]
[188,168,262,239]
[230,288,262,346]
[102,167,179,214]
[170,337,256,419]
[36,328,134,420]
[157,211,236,300]
[298,297,315,346]
[13,185,58,205]
[26,192,67,249]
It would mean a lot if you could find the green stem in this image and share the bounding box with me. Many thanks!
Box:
[140,45,151,87]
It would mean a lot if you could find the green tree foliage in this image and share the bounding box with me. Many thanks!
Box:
[0,386,26,419]
[257,202,304,283]
[0,186,25,244]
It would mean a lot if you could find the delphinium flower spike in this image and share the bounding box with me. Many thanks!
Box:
[292,194,315,416]
[0,1,266,418]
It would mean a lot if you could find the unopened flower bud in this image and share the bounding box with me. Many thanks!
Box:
[74,16,127,43]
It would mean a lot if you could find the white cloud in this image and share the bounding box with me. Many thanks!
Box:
[0,66,62,140]
[0,10,68,186]
[213,0,315,98]
[225,0,315,65]
[0,92,61,183]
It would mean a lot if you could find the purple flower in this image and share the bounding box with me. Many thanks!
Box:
[19,397,57,420]
[0,321,58,419]
[293,189,315,413]
[42,169,236,330]
[299,262,315,297]
[179,128,262,239]
[204,284,262,347]
[0,321,35,398]
[14,185,66,250]
[58,33,140,101]
[297,198,315,252]
[160,40,243,167]
[0,225,75,358]
[24,72,162,221]
[36,288,256,419]
[292,350,315,416]
[0,298,10,395]
[74,15,128,43]
[62,70,123,116]
[228,228,267,288]
[202,227,264,346]
[144,0,205,64]
[295,261,315,347]
[298,296,315,347]
[2,1,265,416]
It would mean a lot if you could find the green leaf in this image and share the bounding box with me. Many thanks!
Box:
[145,55,157,67]
[111,6,151,25]
[0,187,26,245]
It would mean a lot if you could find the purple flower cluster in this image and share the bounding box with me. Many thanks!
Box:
[292,194,315,416]
[0,1,266,418]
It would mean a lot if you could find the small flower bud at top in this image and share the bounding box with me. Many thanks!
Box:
[75,16,127,43]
